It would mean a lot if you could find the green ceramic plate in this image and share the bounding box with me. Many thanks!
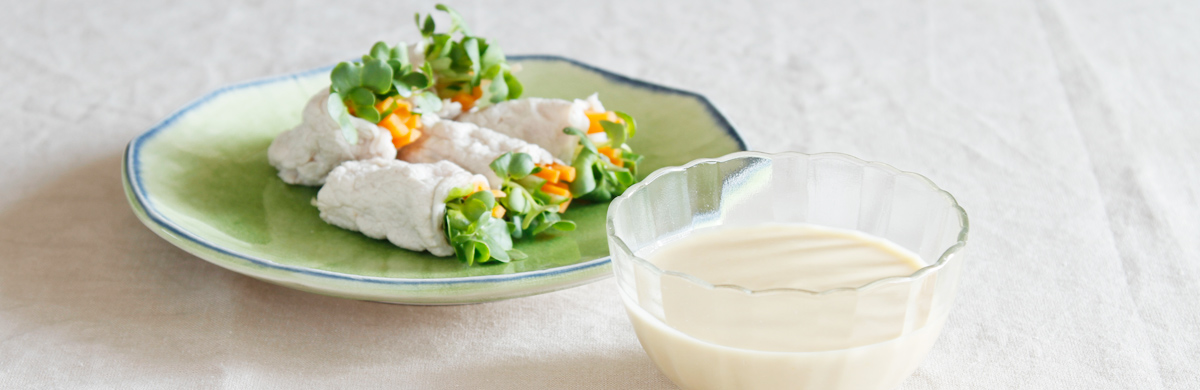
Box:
[124,55,746,304]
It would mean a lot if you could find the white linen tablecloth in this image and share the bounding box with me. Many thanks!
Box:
[2,0,1197,388]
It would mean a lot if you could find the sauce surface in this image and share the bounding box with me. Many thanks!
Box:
[647,224,924,292]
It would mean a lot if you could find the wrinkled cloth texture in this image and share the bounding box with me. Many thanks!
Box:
[1,0,1197,389]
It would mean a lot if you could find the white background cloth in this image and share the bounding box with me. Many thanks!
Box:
[2,0,1197,388]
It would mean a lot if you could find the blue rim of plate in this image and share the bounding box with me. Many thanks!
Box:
[125,54,748,287]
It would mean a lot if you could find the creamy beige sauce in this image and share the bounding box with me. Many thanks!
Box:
[649,224,923,292]
[625,224,943,390]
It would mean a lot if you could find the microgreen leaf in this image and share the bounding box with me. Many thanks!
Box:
[481,45,505,72]
[507,153,536,178]
[622,151,645,176]
[600,120,626,149]
[463,37,481,81]
[500,184,530,214]
[489,152,513,178]
[480,64,503,81]
[370,42,391,61]
[421,14,436,37]
[489,152,537,181]
[444,186,473,202]
[488,71,508,104]
[455,238,476,264]
[508,215,524,240]
[345,87,374,106]
[390,43,409,65]
[392,81,413,98]
[400,72,430,89]
[478,218,512,261]
[330,62,360,95]
[463,198,489,222]
[446,209,471,230]
[429,34,453,59]
[468,189,496,211]
[412,4,520,105]
[356,107,381,123]
[326,92,358,145]
[614,111,637,139]
[443,184,517,265]
[503,71,523,100]
[360,56,393,94]
[436,4,471,36]
[568,150,599,195]
[412,91,443,114]
[563,127,598,153]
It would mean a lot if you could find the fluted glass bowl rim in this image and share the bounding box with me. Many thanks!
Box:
[606,151,970,296]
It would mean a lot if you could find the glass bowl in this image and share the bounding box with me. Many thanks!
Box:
[606,151,969,390]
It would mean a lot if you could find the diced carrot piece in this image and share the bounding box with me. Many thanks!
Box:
[558,199,571,213]
[540,182,571,198]
[392,128,422,149]
[379,113,408,135]
[472,181,489,193]
[491,205,506,219]
[490,189,506,198]
[471,86,483,99]
[585,111,616,134]
[393,100,413,117]
[597,146,622,164]
[374,97,394,113]
[533,167,560,183]
[550,163,576,182]
[451,93,478,112]
[403,114,420,130]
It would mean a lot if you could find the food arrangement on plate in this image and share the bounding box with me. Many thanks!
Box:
[267,5,642,266]
[124,1,744,303]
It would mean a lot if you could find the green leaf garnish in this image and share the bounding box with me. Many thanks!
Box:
[600,120,626,149]
[464,37,482,81]
[563,127,598,153]
[412,91,443,115]
[443,185,513,265]
[481,46,505,73]
[503,70,523,100]
[420,14,436,37]
[568,150,599,195]
[436,4,471,36]
[327,92,357,145]
[413,4,521,107]
[360,56,393,94]
[614,111,637,138]
[327,5,522,126]
[486,152,575,240]
[487,71,509,104]
[561,110,644,201]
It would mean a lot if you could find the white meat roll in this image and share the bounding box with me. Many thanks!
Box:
[455,93,606,162]
[399,120,556,187]
[314,159,487,256]
[267,89,396,186]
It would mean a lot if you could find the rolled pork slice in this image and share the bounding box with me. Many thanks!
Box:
[455,94,606,162]
[314,158,487,257]
[399,120,556,188]
[267,89,396,186]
